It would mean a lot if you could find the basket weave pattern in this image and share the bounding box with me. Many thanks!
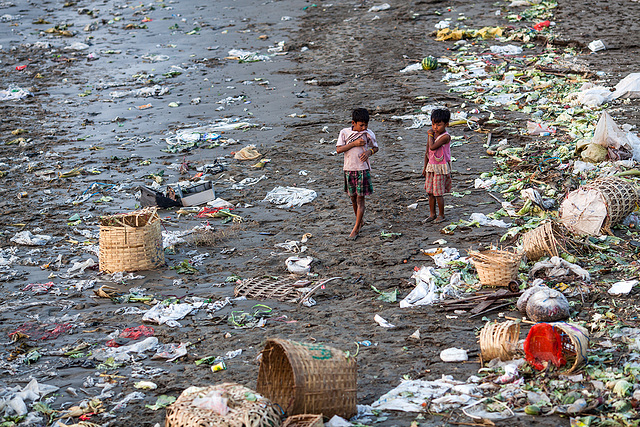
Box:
[165,383,282,427]
[257,338,357,420]
[99,208,164,273]
[584,176,639,231]
[282,414,324,427]
[479,321,521,361]
[522,221,561,261]
[551,322,589,373]
[469,249,522,287]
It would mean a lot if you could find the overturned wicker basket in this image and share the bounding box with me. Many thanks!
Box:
[584,176,638,231]
[99,208,164,273]
[479,320,521,362]
[522,221,564,261]
[551,322,589,373]
[257,338,357,420]
[165,383,282,427]
[469,249,522,288]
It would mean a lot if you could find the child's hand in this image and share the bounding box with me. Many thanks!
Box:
[421,166,427,177]
[359,150,371,162]
[427,129,435,137]
[352,137,366,147]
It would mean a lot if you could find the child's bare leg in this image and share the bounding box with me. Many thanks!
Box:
[434,196,446,223]
[350,194,358,216]
[350,196,365,238]
[423,194,437,223]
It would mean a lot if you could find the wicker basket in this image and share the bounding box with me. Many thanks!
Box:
[165,383,282,427]
[551,322,589,373]
[99,208,164,273]
[479,320,521,362]
[256,338,357,420]
[584,176,639,231]
[522,221,563,261]
[282,414,324,427]
[468,249,522,287]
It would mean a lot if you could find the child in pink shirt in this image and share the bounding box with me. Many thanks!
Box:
[336,108,379,240]
[422,108,452,224]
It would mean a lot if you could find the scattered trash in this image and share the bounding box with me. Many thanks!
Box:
[263,186,317,208]
[374,314,395,328]
[285,256,314,275]
[440,347,468,362]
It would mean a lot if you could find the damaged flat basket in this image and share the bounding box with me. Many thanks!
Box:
[98,207,164,273]
[468,249,522,288]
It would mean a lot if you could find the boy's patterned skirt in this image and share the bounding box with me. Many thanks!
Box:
[425,172,451,196]
[344,170,373,197]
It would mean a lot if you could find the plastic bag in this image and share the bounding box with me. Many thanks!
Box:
[525,287,570,322]
[192,391,229,415]
[609,73,640,100]
[592,111,629,149]
[399,266,440,307]
[524,323,566,370]
[285,256,313,274]
[527,121,556,136]
[516,281,547,313]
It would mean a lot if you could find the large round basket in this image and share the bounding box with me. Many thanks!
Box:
[551,322,589,373]
[583,176,639,231]
[256,338,357,420]
[468,249,522,288]
[522,221,563,261]
[98,208,164,273]
[479,320,521,362]
[165,383,282,427]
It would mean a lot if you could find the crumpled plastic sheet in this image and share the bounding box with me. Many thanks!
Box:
[0,379,59,416]
[230,174,268,190]
[110,84,170,98]
[9,322,73,341]
[10,230,51,246]
[111,391,146,412]
[142,302,201,327]
[153,342,189,362]
[469,212,511,228]
[0,85,32,101]
[62,258,97,278]
[400,266,441,308]
[263,186,317,208]
[228,48,271,61]
[422,247,461,268]
[92,337,159,362]
[371,375,479,413]
[530,256,590,281]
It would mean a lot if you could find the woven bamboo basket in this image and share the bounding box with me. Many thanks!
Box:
[522,221,563,261]
[468,249,522,288]
[479,320,521,362]
[99,208,164,273]
[257,338,357,420]
[165,383,282,427]
[282,414,324,427]
[551,322,589,373]
[584,176,639,232]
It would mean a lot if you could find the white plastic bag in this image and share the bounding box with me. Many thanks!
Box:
[609,73,640,100]
[399,266,440,308]
[285,256,313,274]
[592,111,629,149]
[527,121,556,136]
[192,391,229,415]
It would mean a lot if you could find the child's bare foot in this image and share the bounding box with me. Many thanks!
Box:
[433,216,446,224]
[422,216,436,224]
[346,233,359,241]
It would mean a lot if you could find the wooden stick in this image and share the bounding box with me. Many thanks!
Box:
[504,315,536,324]
[469,302,513,318]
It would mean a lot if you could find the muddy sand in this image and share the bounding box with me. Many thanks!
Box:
[1,0,640,426]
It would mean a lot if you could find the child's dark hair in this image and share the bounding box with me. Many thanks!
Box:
[431,108,450,124]
[352,108,370,124]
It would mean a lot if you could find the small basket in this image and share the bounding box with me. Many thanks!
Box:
[551,322,589,373]
[282,414,324,427]
[522,221,564,261]
[165,383,282,427]
[584,176,639,232]
[479,320,521,362]
[469,249,522,287]
[257,338,357,420]
[99,208,164,273]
